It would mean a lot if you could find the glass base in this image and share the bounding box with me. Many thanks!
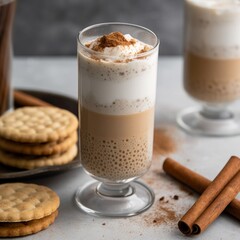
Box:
[75,180,155,217]
[177,107,240,137]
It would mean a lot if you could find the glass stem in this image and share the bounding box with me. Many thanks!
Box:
[200,103,233,120]
[97,182,134,197]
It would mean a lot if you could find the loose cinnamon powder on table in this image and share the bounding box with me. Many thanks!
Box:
[140,128,180,227]
[153,128,177,155]
[142,198,180,226]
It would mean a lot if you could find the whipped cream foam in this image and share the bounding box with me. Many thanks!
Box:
[85,32,152,61]
[87,33,152,59]
[78,32,158,115]
[185,0,240,59]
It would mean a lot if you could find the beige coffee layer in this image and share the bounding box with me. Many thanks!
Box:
[184,51,240,103]
[80,107,154,138]
[80,107,154,181]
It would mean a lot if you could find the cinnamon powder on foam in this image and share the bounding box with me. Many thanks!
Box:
[85,32,149,54]
[88,32,136,51]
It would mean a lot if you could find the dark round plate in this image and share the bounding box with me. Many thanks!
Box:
[0,89,80,180]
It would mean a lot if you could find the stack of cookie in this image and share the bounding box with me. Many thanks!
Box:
[0,183,60,237]
[0,106,78,169]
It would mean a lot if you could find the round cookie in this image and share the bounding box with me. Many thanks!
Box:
[0,107,78,143]
[0,144,78,169]
[0,210,58,237]
[0,131,78,155]
[0,183,60,222]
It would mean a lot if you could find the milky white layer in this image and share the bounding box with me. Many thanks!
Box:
[78,36,158,115]
[185,0,240,59]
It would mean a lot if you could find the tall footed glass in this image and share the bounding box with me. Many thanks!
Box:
[177,0,240,136]
[75,23,159,217]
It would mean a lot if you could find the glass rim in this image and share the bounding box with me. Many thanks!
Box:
[77,22,160,60]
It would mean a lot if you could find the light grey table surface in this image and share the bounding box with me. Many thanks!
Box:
[6,57,239,240]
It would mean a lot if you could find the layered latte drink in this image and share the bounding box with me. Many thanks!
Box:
[184,0,240,103]
[78,31,158,182]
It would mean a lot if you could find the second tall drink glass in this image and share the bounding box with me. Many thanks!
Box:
[75,23,159,217]
[178,0,240,136]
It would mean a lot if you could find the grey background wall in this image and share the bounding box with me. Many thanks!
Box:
[13,0,184,56]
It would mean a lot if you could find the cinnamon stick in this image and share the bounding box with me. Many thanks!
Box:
[163,157,240,235]
[14,90,53,107]
[192,171,240,234]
